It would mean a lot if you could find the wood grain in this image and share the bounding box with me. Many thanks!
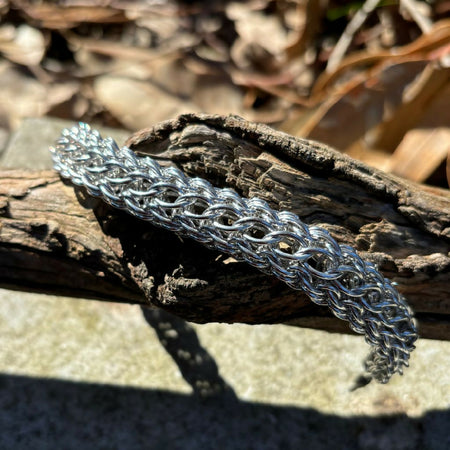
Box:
[1,114,449,339]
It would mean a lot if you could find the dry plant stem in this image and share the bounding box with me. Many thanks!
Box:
[314,18,450,94]
[0,114,449,340]
[326,0,380,73]
[400,0,432,33]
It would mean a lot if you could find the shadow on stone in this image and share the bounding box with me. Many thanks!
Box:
[0,373,448,450]
[142,306,237,401]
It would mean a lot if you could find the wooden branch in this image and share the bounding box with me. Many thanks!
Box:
[1,113,449,339]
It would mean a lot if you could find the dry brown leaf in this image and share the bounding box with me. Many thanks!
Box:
[350,78,450,181]
[230,69,295,89]
[312,18,450,95]
[386,80,450,184]
[447,150,450,188]
[46,82,80,110]
[191,75,244,116]
[227,2,288,72]
[368,62,450,151]
[344,144,391,172]
[285,0,325,59]
[288,60,427,151]
[146,59,198,99]
[0,62,78,128]
[93,75,198,130]
[67,33,170,78]
[13,2,128,29]
[134,13,180,42]
[65,29,199,79]
[0,126,9,154]
[386,128,450,183]
[0,24,46,66]
[67,34,164,62]
[0,62,46,128]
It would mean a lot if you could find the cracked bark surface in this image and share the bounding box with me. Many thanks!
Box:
[1,114,449,339]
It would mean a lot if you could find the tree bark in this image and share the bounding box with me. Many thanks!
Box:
[1,113,449,339]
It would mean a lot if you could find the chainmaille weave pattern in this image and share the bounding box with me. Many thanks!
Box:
[51,123,418,383]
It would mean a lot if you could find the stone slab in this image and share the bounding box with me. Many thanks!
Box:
[0,117,130,169]
[0,290,449,450]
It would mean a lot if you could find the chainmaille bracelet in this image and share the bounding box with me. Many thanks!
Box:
[50,122,418,384]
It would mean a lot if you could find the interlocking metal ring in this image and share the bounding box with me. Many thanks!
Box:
[51,123,418,383]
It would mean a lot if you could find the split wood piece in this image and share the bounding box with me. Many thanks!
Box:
[0,113,449,340]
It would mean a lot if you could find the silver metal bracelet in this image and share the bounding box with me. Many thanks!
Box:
[50,122,418,384]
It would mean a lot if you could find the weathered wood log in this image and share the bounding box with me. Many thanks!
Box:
[1,113,449,339]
